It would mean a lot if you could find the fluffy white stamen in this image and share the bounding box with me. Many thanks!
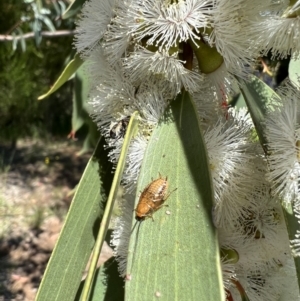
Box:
[128,0,210,51]
[74,0,116,58]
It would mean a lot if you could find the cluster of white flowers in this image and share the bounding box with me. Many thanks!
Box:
[74,0,300,299]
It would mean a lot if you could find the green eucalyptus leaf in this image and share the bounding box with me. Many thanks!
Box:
[72,63,90,133]
[237,75,281,153]
[20,35,26,52]
[12,33,18,51]
[63,0,86,19]
[289,54,300,89]
[38,53,83,100]
[74,231,124,301]
[78,122,100,155]
[85,257,125,301]
[33,19,42,46]
[81,112,139,301]
[71,62,99,154]
[36,138,113,301]
[126,92,224,301]
[41,15,56,31]
[13,28,26,52]
[229,93,246,110]
[59,1,67,13]
[52,1,61,16]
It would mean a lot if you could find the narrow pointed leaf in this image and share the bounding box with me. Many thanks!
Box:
[86,257,125,301]
[126,92,224,301]
[74,231,125,301]
[62,0,86,19]
[38,53,83,100]
[229,93,246,110]
[71,64,99,154]
[237,75,281,152]
[72,64,90,132]
[42,15,56,32]
[81,112,139,300]
[36,138,113,301]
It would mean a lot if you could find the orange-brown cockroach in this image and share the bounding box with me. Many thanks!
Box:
[134,174,176,221]
[128,175,176,275]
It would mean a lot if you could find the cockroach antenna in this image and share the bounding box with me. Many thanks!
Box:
[128,219,143,275]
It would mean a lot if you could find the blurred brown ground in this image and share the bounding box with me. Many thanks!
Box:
[0,139,113,301]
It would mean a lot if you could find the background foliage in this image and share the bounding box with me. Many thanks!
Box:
[0,0,75,143]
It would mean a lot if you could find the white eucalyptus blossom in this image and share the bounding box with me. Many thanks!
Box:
[87,48,136,132]
[102,0,133,65]
[74,0,116,57]
[193,88,226,128]
[134,88,169,127]
[111,194,135,276]
[264,84,300,202]
[263,17,300,59]
[257,0,300,59]
[204,63,240,101]
[228,263,284,301]
[237,266,283,301]
[123,47,203,95]
[278,258,300,301]
[127,0,211,51]
[221,258,237,293]
[205,109,265,227]
[209,0,262,77]
[122,134,148,193]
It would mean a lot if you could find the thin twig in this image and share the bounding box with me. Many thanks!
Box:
[0,30,76,42]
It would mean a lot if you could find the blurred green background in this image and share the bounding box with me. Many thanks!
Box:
[0,0,75,145]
